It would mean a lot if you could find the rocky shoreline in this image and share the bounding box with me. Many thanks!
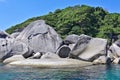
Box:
[0,20,120,68]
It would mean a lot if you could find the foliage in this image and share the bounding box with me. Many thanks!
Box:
[5,5,120,39]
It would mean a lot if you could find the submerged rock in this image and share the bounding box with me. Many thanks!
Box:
[16,20,62,53]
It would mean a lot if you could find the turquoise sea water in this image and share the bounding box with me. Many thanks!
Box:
[0,63,120,80]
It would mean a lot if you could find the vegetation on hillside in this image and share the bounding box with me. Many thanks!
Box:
[6,5,120,39]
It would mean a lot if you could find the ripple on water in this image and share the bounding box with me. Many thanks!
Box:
[0,63,120,80]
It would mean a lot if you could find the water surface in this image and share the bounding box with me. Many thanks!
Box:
[0,63,120,80]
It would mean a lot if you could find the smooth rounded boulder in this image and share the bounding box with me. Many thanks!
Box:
[16,20,62,53]
[69,34,107,62]
[109,40,120,58]
[0,38,32,61]
[69,34,92,59]
[0,38,14,61]
[56,45,71,58]
[0,31,13,61]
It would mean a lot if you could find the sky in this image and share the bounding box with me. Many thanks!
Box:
[0,0,120,30]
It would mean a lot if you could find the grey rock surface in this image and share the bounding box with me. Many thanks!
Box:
[78,38,107,61]
[113,57,120,64]
[69,34,107,62]
[114,39,120,47]
[0,38,32,61]
[0,38,13,61]
[41,52,60,59]
[69,34,92,58]
[93,56,106,64]
[10,40,33,58]
[29,52,42,59]
[110,40,120,58]
[64,34,80,44]
[0,31,11,38]
[16,20,62,53]
[110,44,120,57]
[8,58,93,68]
[3,55,25,64]
[56,45,71,58]
[108,39,120,64]
[10,32,20,38]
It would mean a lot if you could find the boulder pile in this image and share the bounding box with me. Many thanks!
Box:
[0,20,120,68]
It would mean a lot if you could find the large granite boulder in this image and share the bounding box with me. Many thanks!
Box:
[108,40,120,64]
[69,34,92,59]
[109,40,120,58]
[0,38,13,61]
[1,20,62,61]
[9,40,33,58]
[16,20,62,53]
[0,38,33,61]
[64,34,80,44]
[69,34,107,62]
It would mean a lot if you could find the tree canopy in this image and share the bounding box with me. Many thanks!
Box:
[6,5,120,39]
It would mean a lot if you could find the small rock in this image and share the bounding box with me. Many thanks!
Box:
[93,56,111,64]
[29,52,42,59]
[113,58,120,64]
[110,43,120,57]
